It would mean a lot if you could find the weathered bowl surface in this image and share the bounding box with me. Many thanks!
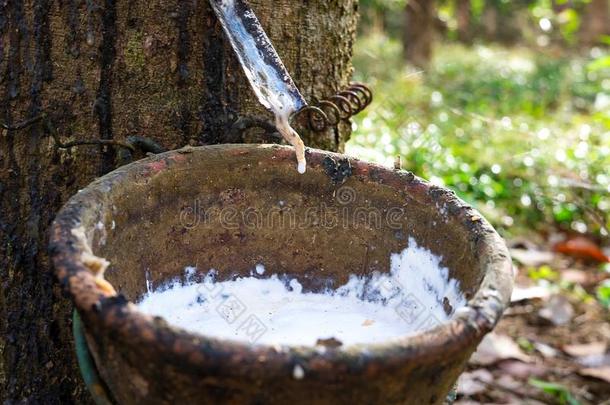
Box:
[50,144,513,405]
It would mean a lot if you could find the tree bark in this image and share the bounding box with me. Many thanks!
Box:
[404,0,436,69]
[580,0,610,46]
[0,0,358,402]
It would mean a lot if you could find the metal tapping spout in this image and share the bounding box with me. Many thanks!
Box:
[209,0,308,173]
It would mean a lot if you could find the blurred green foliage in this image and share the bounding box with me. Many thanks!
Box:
[346,34,610,238]
[527,0,595,44]
[359,0,601,46]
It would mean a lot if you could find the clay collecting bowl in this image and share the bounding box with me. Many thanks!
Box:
[49,144,513,405]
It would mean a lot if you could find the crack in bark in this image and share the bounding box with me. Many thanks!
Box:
[95,0,117,175]
[200,11,228,144]
[175,0,193,145]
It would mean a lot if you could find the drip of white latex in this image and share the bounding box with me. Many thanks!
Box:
[210,0,307,173]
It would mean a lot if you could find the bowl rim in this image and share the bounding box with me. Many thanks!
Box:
[49,144,514,376]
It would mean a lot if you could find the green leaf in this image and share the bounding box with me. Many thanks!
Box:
[528,265,558,281]
[596,280,610,309]
[529,379,581,405]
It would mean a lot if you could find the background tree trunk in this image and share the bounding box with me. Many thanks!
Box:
[0,0,358,402]
[404,0,436,69]
[456,0,471,43]
[580,0,610,46]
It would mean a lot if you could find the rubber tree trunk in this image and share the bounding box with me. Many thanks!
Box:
[579,0,610,46]
[404,0,436,69]
[0,0,358,402]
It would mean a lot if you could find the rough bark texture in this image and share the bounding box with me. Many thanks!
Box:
[404,0,435,69]
[0,0,358,402]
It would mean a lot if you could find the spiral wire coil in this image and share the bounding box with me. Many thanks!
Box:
[295,82,373,132]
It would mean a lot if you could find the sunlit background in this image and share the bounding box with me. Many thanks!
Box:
[346,0,609,239]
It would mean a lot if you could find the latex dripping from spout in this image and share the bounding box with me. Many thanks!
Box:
[209,0,308,173]
[275,110,306,174]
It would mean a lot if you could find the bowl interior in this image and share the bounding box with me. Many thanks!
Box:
[85,146,483,308]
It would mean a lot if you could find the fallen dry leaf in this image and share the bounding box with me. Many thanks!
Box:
[577,353,610,368]
[498,360,548,379]
[578,366,610,384]
[362,319,375,327]
[561,269,610,287]
[495,374,526,392]
[457,369,493,396]
[510,248,555,267]
[563,342,608,358]
[554,236,610,263]
[511,285,551,303]
[538,294,574,326]
[560,269,589,285]
[534,341,560,358]
[470,333,532,366]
